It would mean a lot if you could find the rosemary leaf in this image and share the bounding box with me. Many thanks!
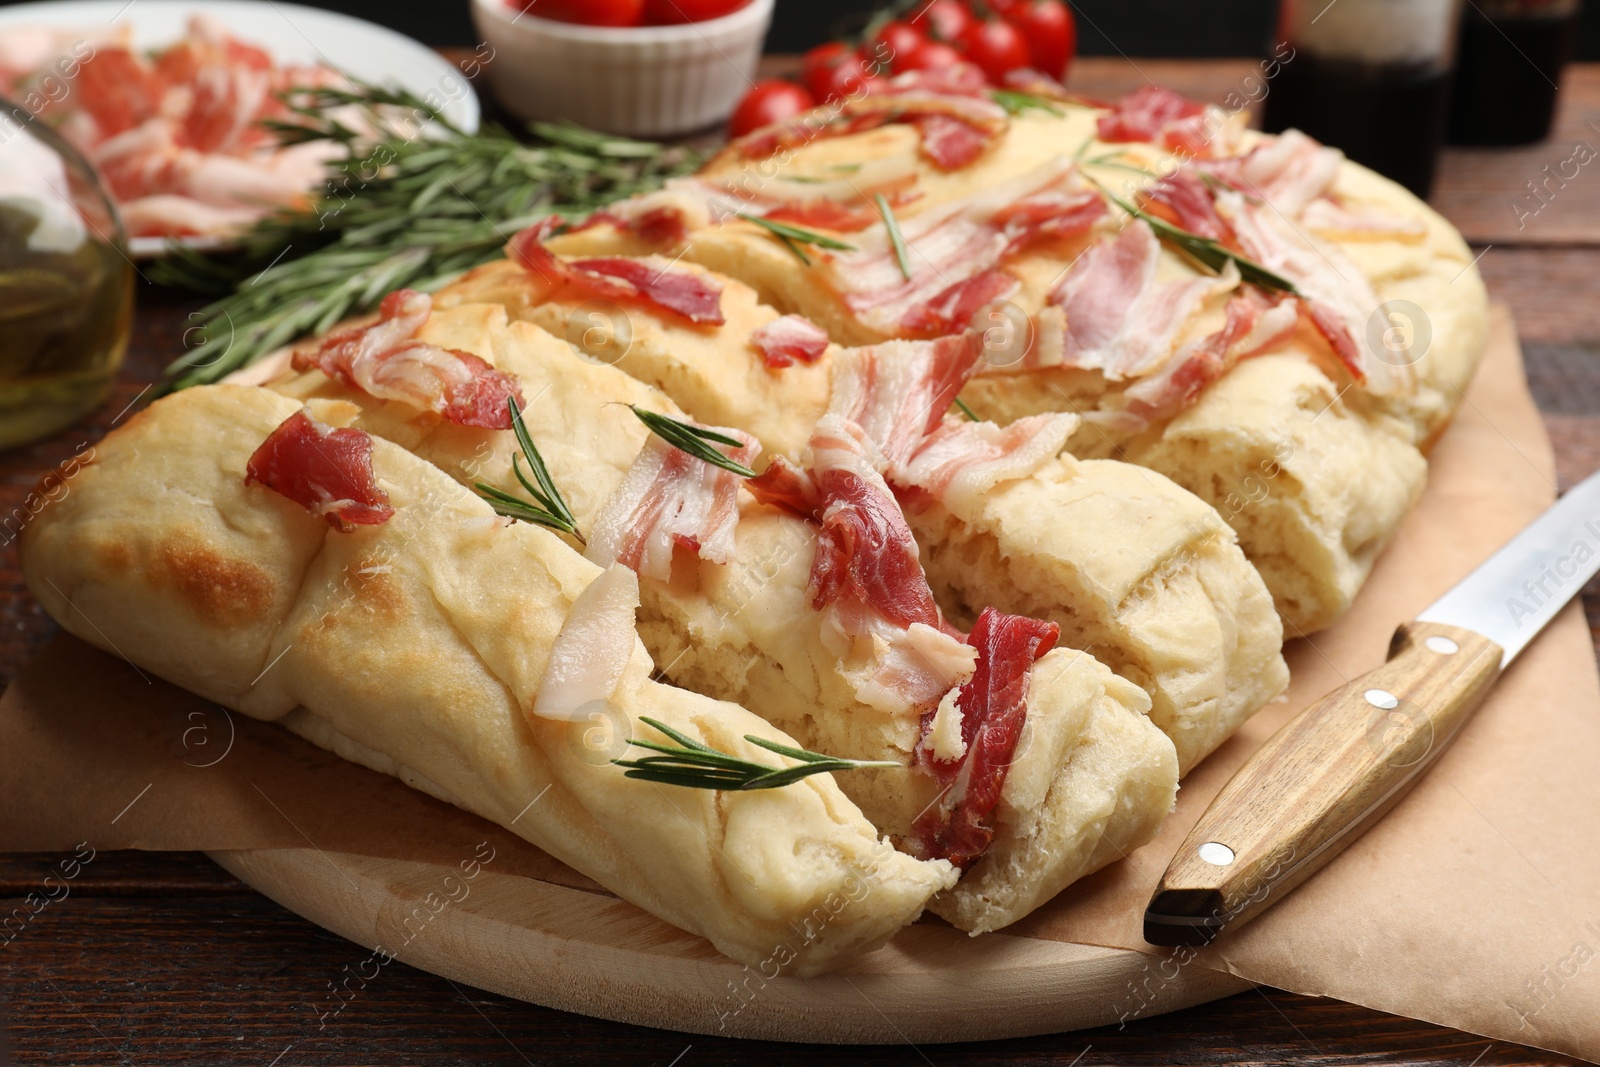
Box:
[953,397,979,421]
[876,193,913,281]
[630,407,756,478]
[990,88,1064,117]
[737,213,858,252]
[476,398,583,541]
[1095,183,1300,296]
[613,717,898,792]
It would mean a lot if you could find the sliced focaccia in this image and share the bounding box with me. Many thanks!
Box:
[262,291,1179,932]
[544,75,1489,631]
[439,251,1286,773]
[20,383,958,974]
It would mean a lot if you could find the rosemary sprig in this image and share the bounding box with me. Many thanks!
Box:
[1084,153,1159,179]
[474,397,583,542]
[1093,182,1300,295]
[630,407,756,478]
[738,213,858,266]
[990,88,1064,117]
[876,193,914,281]
[953,397,979,421]
[614,716,897,791]
[152,87,701,391]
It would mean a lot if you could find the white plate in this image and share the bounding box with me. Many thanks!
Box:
[0,0,481,255]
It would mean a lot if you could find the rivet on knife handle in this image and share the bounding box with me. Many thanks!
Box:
[1143,622,1502,947]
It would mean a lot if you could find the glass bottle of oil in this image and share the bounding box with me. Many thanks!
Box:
[0,99,133,449]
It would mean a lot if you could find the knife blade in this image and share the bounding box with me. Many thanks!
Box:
[1143,468,1600,948]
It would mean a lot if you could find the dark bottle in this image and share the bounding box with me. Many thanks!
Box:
[1262,0,1461,199]
[1447,0,1580,145]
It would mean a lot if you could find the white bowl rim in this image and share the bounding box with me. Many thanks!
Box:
[472,0,774,43]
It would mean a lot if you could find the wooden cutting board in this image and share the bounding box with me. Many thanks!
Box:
[207,846,1248,1042]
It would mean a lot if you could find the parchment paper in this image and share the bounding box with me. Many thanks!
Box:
[3,306,1597,1060]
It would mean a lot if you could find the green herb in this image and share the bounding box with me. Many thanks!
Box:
[152,84,701,392]
[828,163,862,173]
[1084,153,1159,179]
[614,716,898,791]
[630,407,756,478]
[738,213,858,264]
[953,397,979,421]
[1092,181,1300,296]
[474,397,583,542]
[990,88,1064,117]
[876,193,913,281]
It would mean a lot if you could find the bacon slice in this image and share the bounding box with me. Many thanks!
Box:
[745,454,820,519]
[586,422,760,583]
[913,607,1059,867]
[293,289,523,430]
[823,159,1106,335]
[1219,192,1413,394]
[1110,289,1299,428]
[1041,220,1239,379]
[245,410,393,531]
[732,63,1008,172]
[1096,85,1217,155]
[507,225,725,326]
[901,269,1021,336]
[1300,198,1429,242]
[1231,127,1343,218]
[829,333,985,471]
[896,414,1078,516]
[1142,169,1233,243]
[750,315,831,370]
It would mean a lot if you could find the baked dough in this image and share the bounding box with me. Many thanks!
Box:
[267,300,1180,933]
[20,384,957,974]
[435,269,1287,772]
[547,104,1488,632]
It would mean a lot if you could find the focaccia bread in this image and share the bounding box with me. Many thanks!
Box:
[264,295,1180,933]
[438,263,1286,772]
[20,384,957,974]
[544,79,1489,632]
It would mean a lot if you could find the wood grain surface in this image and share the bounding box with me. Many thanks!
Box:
[3,56,1600,1067]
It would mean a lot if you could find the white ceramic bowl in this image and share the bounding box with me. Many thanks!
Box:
[471,0,774,138]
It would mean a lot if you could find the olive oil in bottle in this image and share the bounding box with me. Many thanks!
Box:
[0,104,133,449]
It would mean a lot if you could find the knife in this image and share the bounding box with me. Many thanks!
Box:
[1143,468,1600,947]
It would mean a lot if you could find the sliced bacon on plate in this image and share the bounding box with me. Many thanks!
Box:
[507,224,725,326]
[293,289,523,430]
[1039,219,1238,379]
[245,410,393,531]
[823,158,1105,335]
[750,315,831,370]
[913,607,1059,867]
[586,421,760,583]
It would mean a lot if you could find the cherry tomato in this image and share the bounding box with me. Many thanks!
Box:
[1004,0,1076,80]
[870,19,928,74]
[729,79,816,137]
[514,0,645,27]
[801,43,877,103]
[915,0,972,43]
[960,17,1032,83]
[642,0,750,22]
[895,39,964,73]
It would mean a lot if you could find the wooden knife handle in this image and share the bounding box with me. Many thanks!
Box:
[1143,621,1503,947]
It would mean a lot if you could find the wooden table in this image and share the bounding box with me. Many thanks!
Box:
[3,57,1597,1066]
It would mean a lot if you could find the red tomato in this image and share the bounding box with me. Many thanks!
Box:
[513,0,645,26]
[729,80,816,137]
[960,17,1032,83]
[802,44,877,103]
[914,0,972,43]
[1005,0,1076,80]
[895,39,964,73]
[870,19,927,73]
[641,0,750,23]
